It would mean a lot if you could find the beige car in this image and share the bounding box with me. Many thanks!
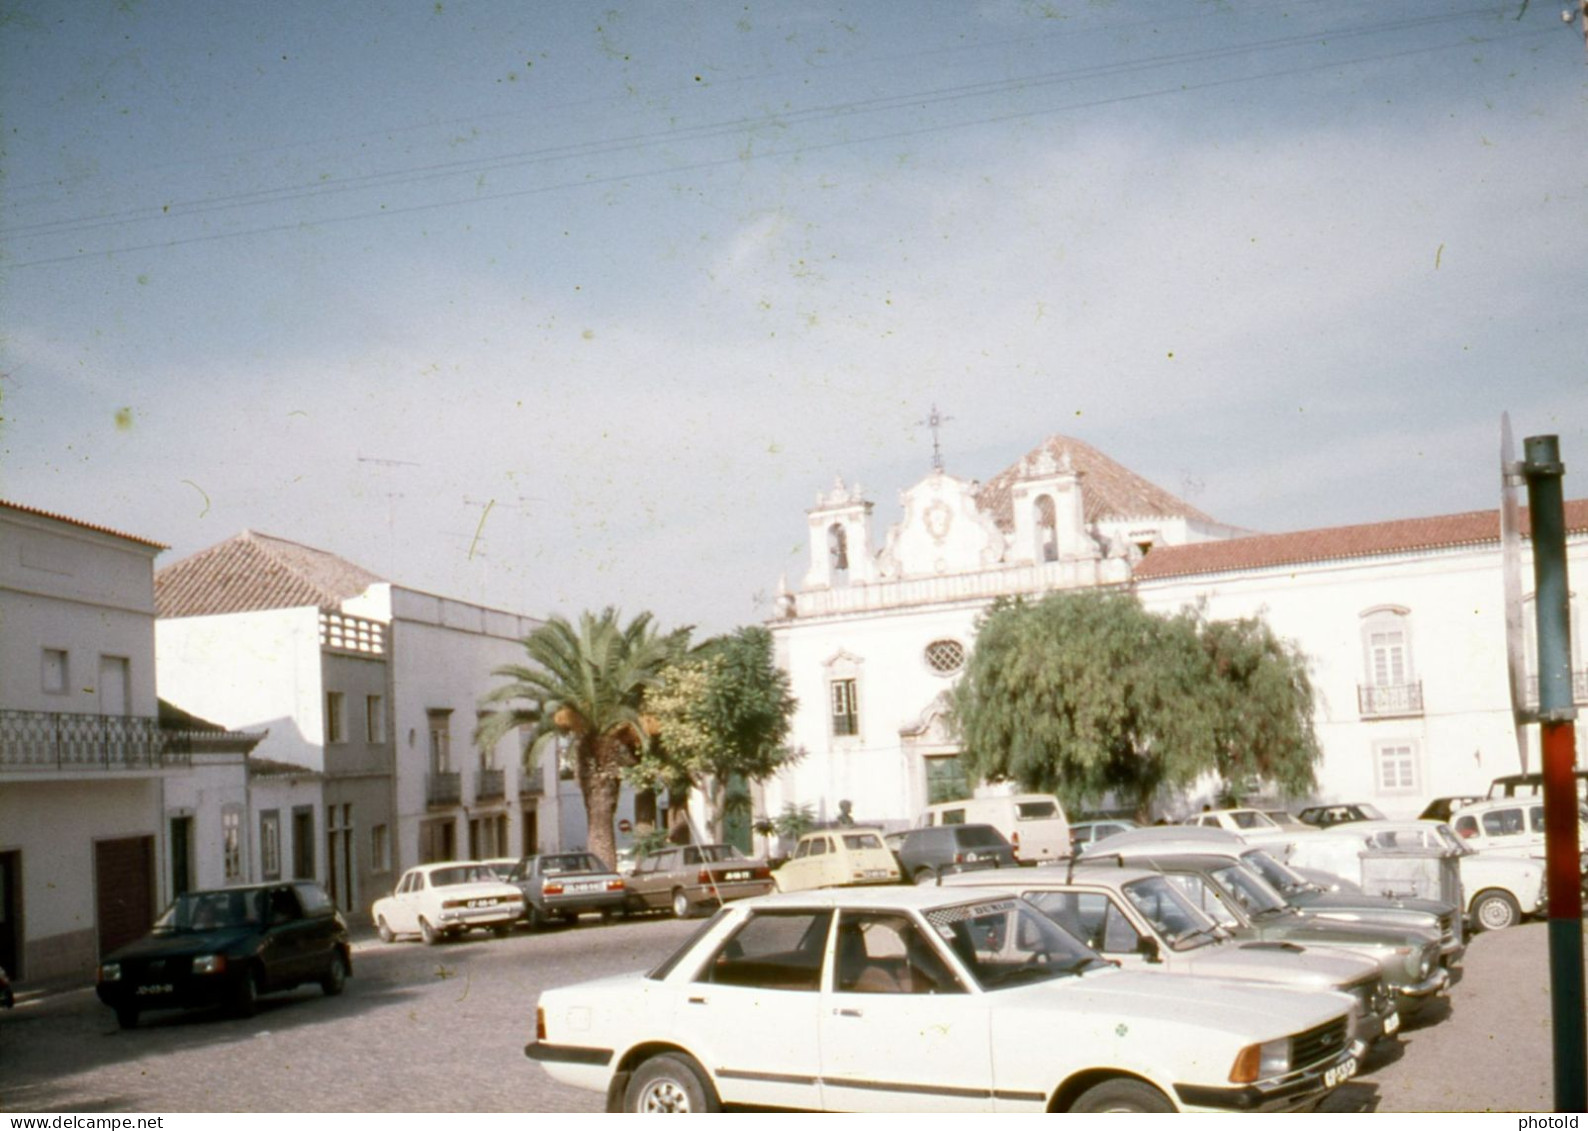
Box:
[773,828,901,893]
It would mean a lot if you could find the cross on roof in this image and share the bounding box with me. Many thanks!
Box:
[919,404,953,473]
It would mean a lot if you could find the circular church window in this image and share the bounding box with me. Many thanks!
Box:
[924,639,965,674]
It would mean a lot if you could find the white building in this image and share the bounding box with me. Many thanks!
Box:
[0,502,174,982]
[763,435,1588,827]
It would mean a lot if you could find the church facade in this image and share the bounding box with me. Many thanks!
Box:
[762,434,1588,829]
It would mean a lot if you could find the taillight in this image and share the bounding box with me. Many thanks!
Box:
[543,881,564,895]
[1011,831,1021,860]
[954,851,966,864]
[536,1005,547,1041]
[752,866,771,881]
[698,869,712,884]
[606,878,625,891]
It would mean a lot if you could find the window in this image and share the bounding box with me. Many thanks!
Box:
[260,811,281,880]
[292,806,316,879]
[477,711,496,770]
[223,806,244,881]
[700,909,833,992]
[923,639,965,675]
[1358,607,1422,716]
[828,523,849,584]
[1375,742,1418,793]
[371,824,390,873]
[366,695,386,743]
[830,678,859,737]
[925,756,970,805]
[835,911,964,994]
[42,648,68,695]
[1033,495,1058,562]
[325,691,346,744]
[428,709,453,773]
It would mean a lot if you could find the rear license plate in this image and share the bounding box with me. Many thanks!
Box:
[467,898,496,908]
[1383,1011,1400,1035]
[723,871,750,881]
[570,882,598,893]
[135,984,173,995]
[1324,1056,1358,1088]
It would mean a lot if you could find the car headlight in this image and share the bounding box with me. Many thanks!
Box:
[98,962,121,983]
[1229,1038,1290,1083]
[192,954,226,976]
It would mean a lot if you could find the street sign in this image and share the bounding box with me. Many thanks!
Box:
[1501,412,1529,771]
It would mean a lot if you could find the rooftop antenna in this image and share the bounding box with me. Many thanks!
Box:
[918,404,953,472]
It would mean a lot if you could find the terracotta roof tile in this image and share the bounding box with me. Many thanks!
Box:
[156,530,383,618]
[975,435,1215,531]
[0,498,166,549]
[1132,499,1588,581]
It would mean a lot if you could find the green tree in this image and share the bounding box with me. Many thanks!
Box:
[475,608,690,868]
[630,625,800,841]
[1196,614,1321,801]
[949,590,1317,820]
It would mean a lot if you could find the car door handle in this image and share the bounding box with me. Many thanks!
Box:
[687,996,708,1005]
[833,1008,862,1018]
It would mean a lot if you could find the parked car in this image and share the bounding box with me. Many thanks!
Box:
[1486,771,1588,801]
[1068,818,1138,852]
[525,886,1362,1112]
[1292,819,1548,932]
[1449,798,1588,870]
[372,862,525,944]
[1418,796,1484,823]
[623,843,774,919]
[95,881,350,1030]
[920,793,1071,862]
[1297,804,1388,828]
[1265,811,1312,831]
[941,866,1399,1046]
[509,852,628,927]
[1089,851,1447,1016]
[1181,808,1307,858]
[886,823,1019,884]
[479,857,521,882]
[774,828,900,893]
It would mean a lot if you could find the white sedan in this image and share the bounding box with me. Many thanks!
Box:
[526,886,1361,1113]
[372,862,525,945]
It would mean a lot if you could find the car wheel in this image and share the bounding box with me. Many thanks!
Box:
[115,1005,138,1030]
[625,1054,721,1113]
[912,867,938,886]
[419,917,441,946]
[671,890,693,919]
[320,951,348,996]
[526,905,548,931]
[1070,1078,1176,1113]
[377,916,396,944]
[491,924,510,939]
[1472,889,1521,932]
[600,907,617,924]
[232,967,263,1018]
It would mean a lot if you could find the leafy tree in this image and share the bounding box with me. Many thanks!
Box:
[630,625,800,841]
[949,590,1317,820]
[476,608,690,868]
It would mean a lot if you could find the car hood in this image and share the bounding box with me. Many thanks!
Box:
[1003,967,1347,1039]
[1176,939,1381,986]
[104,927,258,962]
[1291,890,1452,919]
[1248,908,1437,950]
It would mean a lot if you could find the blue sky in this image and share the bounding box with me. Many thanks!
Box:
[3,1,1585,636]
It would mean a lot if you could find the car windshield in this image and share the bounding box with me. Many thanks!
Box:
[958,827,1009,848]
[925,898,1107,991]
[683,845,744,865]
[429,865,495,887]
[1240,849,1311,895]
[842,833,885,851]
[153,890,262,933]
[1208,863,1291,916]
[1228,810,1278,830]
[1119,876,1224,949]
[541,853,603,875]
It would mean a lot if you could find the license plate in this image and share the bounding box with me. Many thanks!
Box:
[863,869,888,878]
[1383,1011,1401,1035]
[570,882,598,893]
[135,984,173,995]
[1325,1056,1358,1088]
[724,871,750,881]
[468,898,496,908]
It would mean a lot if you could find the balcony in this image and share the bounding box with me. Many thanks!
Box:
[519,769,546,796]
[1357,681,1424,719]
[1,709,193,773]
[475,767,504,801]
[426,770,462,808]
[1524,670,1588,709]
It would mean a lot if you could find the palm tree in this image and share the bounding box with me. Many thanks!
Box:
[476,608,690,868]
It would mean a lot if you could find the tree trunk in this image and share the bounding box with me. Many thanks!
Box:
[577,734,628,869]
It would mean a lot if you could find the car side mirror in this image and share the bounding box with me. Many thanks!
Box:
[1135,936,1162,963]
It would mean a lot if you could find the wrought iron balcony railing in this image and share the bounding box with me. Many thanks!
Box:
[1523,669,1588,708]
[1357,681,1424,718]
[475,767,504,801]
[1,709,193,772]
[426,770,462,807]
[519,768,546,796]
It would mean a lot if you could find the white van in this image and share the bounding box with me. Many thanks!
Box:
[920,793,1071,862]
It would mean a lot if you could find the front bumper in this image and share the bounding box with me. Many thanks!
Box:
[536,889,628,917]
[1175,1042,1364,1113]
